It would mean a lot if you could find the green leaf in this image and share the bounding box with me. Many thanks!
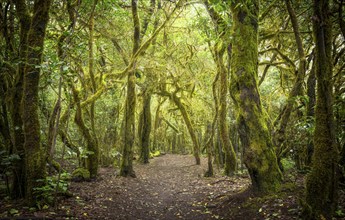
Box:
[9,209,19,215]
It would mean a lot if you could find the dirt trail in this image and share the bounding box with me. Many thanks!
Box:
[1,154,308,219]
[65,154,249,219]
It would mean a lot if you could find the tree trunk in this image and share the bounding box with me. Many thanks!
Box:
[305,59,316,167]
[11,0,30,199]
[152,99,162,151]
[14,0,52,204]
[204,122,214,177]
[304,0,338,218]
[84,0,99,178]
[230,1,282,193]
[204,0,237,174]
[139,90,152,163]
[274,0,307,165]
[120,0,140,177]
[120,72,137,177]
[71,85,99,178]
[217,43,237,176]
[171,93,200,165]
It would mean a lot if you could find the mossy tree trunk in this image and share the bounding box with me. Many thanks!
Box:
[139,89,152,163]
[204,122,214,177]
[230,1,282,193]
[0,79,12,154]
[152,99,163,151]
[159,89,200,164]
[120,71,137,177]
[305,59,316,167]
[120,0,140,177]
[304,0,338,218]
[83,0,99,178]
[88,0,98,139]
[205,1,237,175]
[55,0,81,167]
[274,0,307,166]
[11,0,31,199]
[217,44,237,176]
[71,85,99,178]
[13,0,52,204]
[0,2,15,154]
[171,93,201,165]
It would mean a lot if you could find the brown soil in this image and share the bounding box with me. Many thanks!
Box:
[0,154,315,219]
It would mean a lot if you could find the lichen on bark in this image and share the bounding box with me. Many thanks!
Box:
[139,89,152,164]
[13,0,53,204]
[230,0,282,193]
[303,0,339,218]
[120,72,137,177]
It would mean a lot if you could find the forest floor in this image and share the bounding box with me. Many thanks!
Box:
[2,154,343,219]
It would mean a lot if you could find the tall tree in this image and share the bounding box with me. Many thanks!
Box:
[229,1,282,193]
[274,0,307,167]
[304,0,339,218]
[13,0,52,203]
[139,88,152,164]
[10,1,27,198]
[120,0,141,177]
[204,0,237,176]
[120,0,185,174]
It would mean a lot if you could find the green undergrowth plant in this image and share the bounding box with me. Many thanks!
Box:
[71,167,90,181]
[0,151,21,196]
[33,172,71,209]
[150,150,161,158]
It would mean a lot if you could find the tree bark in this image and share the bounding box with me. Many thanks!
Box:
[139,90,152,163]
[204,122,214,177]
[230,1,282,193]
[11,0,30,199]
[204,0,237,175]
[304,0,338,218]
[152,99,163,151]
[274,0,307,166]
[217,44,237,176]
[305,58,316,166]
[13,0,52,204]
[84,0,99,178]
[72,85,99,178]
[120,0,140,177]
[171,93,201,165]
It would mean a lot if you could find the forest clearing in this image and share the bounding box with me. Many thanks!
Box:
[0,0,344,219]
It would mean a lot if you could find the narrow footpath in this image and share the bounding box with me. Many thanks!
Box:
[65,154,249,219]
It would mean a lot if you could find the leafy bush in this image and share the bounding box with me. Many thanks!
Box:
[0,151,21,195]
[33,172,70,209]
[281,158,295,171]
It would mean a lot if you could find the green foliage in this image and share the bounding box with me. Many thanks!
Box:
[33,172,70,209]
[335,209,345,218]
[72,167,91,182]
[150,150,161,158]
[280,158,295,171]
[80,149,95,159]
[0,151,21,195]
[0,151,21,175]
[9,208,19,216]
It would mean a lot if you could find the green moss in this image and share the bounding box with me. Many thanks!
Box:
[230,1,282,194]
[150,150,161,158]
[72,168,90,181]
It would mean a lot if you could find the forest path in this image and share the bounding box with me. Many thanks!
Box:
[65,154,250,219]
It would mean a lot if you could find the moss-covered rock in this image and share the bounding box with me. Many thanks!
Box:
[72,167,90,182]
